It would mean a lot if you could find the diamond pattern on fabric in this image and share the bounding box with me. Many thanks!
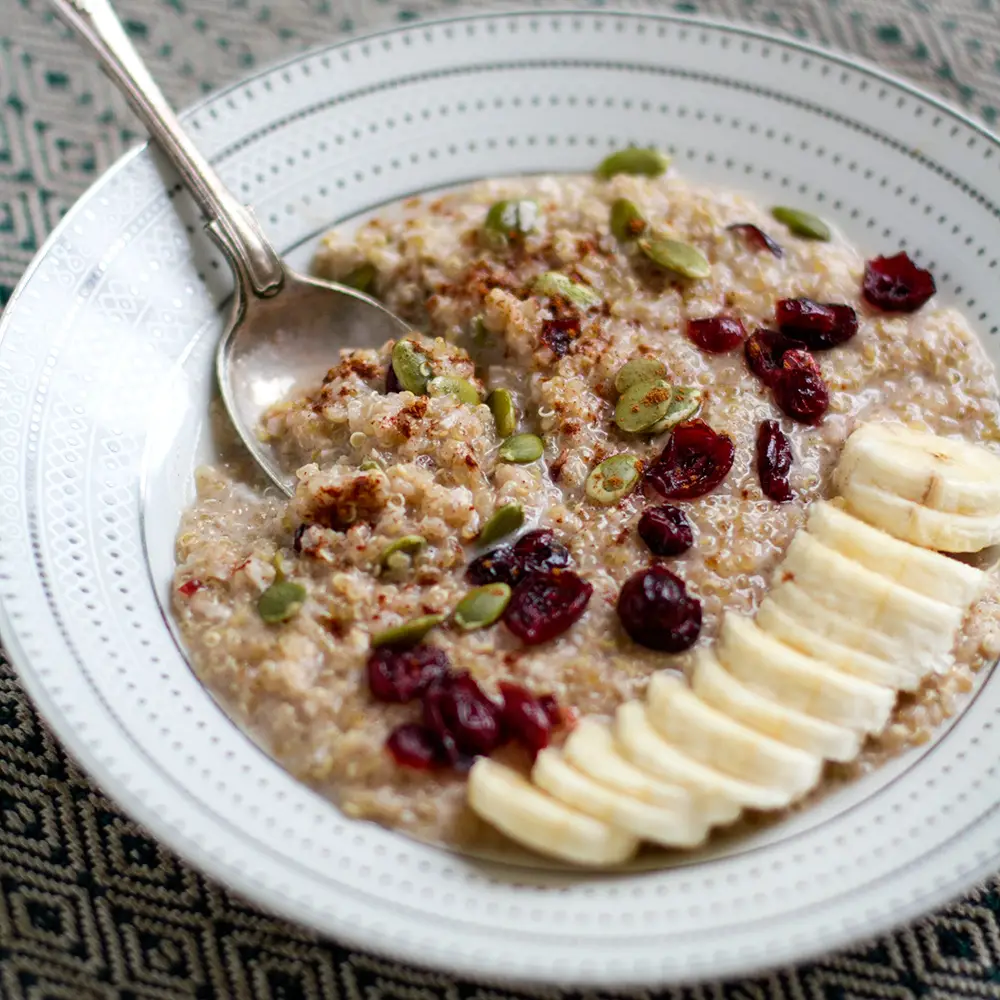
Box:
[3,0,1000,995]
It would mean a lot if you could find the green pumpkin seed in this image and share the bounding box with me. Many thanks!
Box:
[478,503,525,545]
[610,198,647,242]
[342,262,377,293]
[771,206,831,241]
[498,433,544,464]
[391,339,433,395]
[533,271,602,310]
[371,613,446,649]
[585,454,643,505]
[596,147,670,180]
[470,314,489,345]
[482,199,538,250]
[454,583,512,631]
[614,379,675,433]
[638,236,711,279]
[258,580,307,624]
[359,459,381,471]
[428,375,480,405]
[380,534,426,569]
[614,357,668,395]
[648,385,703,433]
[488,388,517,438]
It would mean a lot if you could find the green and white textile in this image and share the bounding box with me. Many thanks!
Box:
[3,0,1000,995]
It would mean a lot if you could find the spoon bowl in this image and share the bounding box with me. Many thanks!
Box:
[217,272,409,494]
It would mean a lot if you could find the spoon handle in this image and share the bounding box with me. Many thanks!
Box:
[51,0,284,298]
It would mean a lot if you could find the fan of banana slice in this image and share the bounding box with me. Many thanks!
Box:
[467,423,999,867]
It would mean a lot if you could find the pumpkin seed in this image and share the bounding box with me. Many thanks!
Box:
[359,459,381,471]
[610,198,646,242]
[614,379,675,433]
[638,236,711,279]
[478,503,525,545]
[488,388,517,438]
[391,339,433,395]
[470,314,489,345]
[648,385,703,433]
[342,262,377,293]
[428,375,480,405]
[498,433,544,464]
[482,199,538,250]
[533,271,601,310]
[771,206,831,241]
[614,357,668,395]
[258,580,307,624]
[380,534,426,569]
[585,454,643,505]
[596,147,670,180]
[371,613,446,649]
[454,583,512,630]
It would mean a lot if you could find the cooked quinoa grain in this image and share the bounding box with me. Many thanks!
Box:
[173,172,1000,851]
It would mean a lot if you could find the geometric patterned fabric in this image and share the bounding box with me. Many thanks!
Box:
[4,0,1000,994]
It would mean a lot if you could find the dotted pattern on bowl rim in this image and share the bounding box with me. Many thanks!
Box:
[1,11,1000,987]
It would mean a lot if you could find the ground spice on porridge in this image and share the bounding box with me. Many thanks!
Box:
[172,171,1000,852]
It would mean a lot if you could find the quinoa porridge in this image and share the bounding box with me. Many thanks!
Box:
[172,159,1000,855]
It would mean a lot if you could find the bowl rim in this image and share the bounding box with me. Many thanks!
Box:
[3,7,1000,988]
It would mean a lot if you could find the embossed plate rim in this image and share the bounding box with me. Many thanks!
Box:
[2,9,1000,987]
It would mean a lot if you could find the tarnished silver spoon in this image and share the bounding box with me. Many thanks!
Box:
[53,0,409,495]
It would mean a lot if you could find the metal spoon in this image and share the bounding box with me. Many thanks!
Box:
[53,0,410,495]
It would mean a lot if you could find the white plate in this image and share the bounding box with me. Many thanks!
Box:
[2,10,1000,988]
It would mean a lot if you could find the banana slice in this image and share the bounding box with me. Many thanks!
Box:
[840,478,1000,553]
[646,674,822,797]
[562,718,692,811]
[757,593,919,691]
[778,532,961,675]
[767,581,924,683]
[806,500,986,608]
[533,749,709,848]
[691,647,860,762]
[835,422,1000,518]
[615,701,787,813]
[717,614,896,734]
[467,758,639,866]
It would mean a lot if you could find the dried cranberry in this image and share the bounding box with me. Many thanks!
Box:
[467,531,570,587]
[423,672,504,761]
[540,316,580,357]
[466,544,519,586]
[367,644,451,703]
[499,682,555,754]
[863,252,936,312]
[504,571,593,645]
[637,505,694,556]
[513,529,572,576]
[775,297,858,350]
[645,420,735,500]
[616,565,702,652]
[756,420,793,502]
[687,315,746,354]
[386,723,447,769]
[386,363,402,393]
[745,329,798,387]
[774,350,830,425]
[538,694,562,726]
[178,579,204,596]
[727,223,783,257]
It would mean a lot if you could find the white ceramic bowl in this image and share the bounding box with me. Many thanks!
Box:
[3,11,1000,987]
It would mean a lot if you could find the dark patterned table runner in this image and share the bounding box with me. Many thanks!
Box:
[4,0,1000,995]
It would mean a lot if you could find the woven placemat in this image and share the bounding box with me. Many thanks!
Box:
[4,0,1000,995]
